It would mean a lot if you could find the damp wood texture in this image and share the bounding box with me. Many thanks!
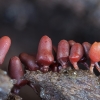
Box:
[23,68,100,100]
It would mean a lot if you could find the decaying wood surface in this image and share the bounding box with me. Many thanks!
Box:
[24,68,100,100]
[1,68,100,100]
[7,93,22,100]
[0,69,13,100]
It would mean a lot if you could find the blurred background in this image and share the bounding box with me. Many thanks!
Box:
[0,0,100,99]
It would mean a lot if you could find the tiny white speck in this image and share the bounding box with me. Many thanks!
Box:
[73,72,76,75]
[10,79,13,83]
[3,71,7,74]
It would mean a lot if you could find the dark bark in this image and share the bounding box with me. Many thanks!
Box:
[24,68,100,100]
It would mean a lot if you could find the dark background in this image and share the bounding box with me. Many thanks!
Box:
[1,0,100,100]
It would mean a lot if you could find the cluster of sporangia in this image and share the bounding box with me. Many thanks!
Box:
[0,35,100,95]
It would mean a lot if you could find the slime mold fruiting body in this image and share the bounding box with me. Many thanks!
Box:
[7,35,100,98]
